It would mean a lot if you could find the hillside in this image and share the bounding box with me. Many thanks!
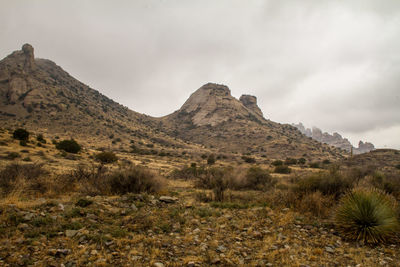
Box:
[0,44,199,155]
[160,83,344,160]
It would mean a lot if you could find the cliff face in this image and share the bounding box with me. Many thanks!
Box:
[293,123,375,154]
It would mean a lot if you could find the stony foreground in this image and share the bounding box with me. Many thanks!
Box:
[0,190,399,267]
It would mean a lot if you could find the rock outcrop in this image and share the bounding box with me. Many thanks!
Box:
[239,95,263,117]
[178,83,264,127]
[293,123,375,154]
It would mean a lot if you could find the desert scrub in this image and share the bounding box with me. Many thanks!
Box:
[56,139,81,153]
[335,189,399,244]
[95,151,118,164]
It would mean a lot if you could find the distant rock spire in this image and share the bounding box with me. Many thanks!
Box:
[22,43,35,71]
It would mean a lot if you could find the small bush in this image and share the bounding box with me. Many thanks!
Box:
[56,139,81,153]
[19,140,27,146]
[271,160,283,166]
[6,152,20,160]
[37,134,46,144]
[106,166,163,194]
[295,168,352,199]
[0,163,48,196]
[395,164,400,170]
[335,189,399,244]
[13,128,29,141]
[285,158,297,165]
[274,165,291,174]
[240,167,275,190]
[95,151,118,164]
[298,158,306,165]
[207,154,216,165]
[309,162,320,168]
[242,156,256,163]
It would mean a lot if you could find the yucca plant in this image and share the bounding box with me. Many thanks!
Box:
[335,189,399,244]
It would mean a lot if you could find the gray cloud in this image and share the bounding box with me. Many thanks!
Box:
[1,0,399,149]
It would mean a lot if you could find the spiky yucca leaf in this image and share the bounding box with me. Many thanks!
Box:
[335,189,399,244]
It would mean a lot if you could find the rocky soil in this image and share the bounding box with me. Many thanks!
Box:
[1,185,399,267]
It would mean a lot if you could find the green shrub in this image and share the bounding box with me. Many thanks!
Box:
[207,154,216,165]
[295,168,352,199]
[309,162,320,168]
[241,167,275,190]
[95,151,118,164]
[56,139,81,153]
[335,189,399,244]
[13,128,29,141]
[37,134,46,144]
[6,152,20,160]
[274,165,291,174]
[242,156,256,163]
[298,158,306,165]
[19,140,27,146]
[395,164,400,170]
[271,160,283,166]
[285,158,297,165]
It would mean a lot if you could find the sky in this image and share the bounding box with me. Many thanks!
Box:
[1,0,399,149]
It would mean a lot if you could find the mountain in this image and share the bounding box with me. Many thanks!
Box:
[292,123,375,154]
[160,83,344,160]
[0,44,345,161]
[0,44,194,152]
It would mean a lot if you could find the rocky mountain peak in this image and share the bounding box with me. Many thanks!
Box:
[0,44,36,74]
[198,83,231,96]
[239,94,263,117]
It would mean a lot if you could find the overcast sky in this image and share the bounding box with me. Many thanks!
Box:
[1,0,399,149]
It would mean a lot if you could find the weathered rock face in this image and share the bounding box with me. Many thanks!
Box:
[239,95,263,117]
[178,83,263,127]
[293,123,375,154]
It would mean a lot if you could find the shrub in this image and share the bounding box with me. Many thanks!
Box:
[240,167,275,190]
[298,158,306,165]
[19,140,27,146]
[56,139,81,153]
[95,151,118,164]
[285,158,297,165]
[271,160,283,166]
[335,189,399,244]
[37,134,46,144]
[6,152,20,160]
[395,164,400,170]
[322,159,331,164]
[242,156,256,163]
[309,162,320,168]
[297,192,334,218]
[207,154,216,165]
[274,165,291,174]
[13,128,29,141]
[0,163,48,196]
[107,166,163,194]
[295,168,352,199]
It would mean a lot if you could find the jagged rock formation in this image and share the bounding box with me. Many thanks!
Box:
[293,123,375,154]
[161,83,343,159]
[239,95,263,117]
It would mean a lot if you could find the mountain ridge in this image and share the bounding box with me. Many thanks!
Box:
[1,44,344,160]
